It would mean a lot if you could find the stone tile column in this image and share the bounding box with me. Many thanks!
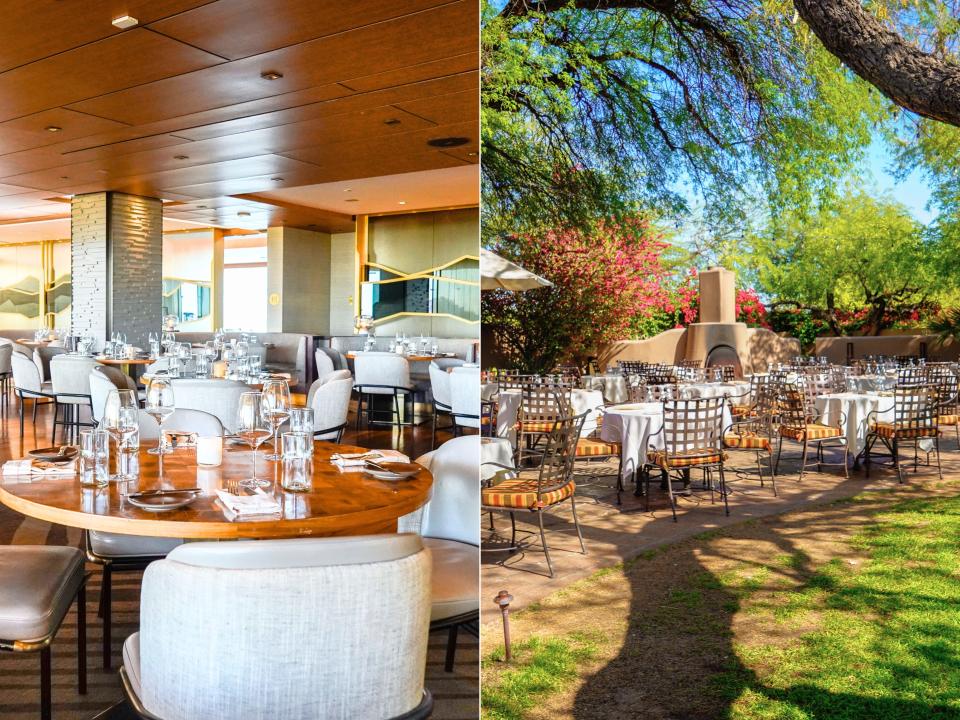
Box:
[70,192,162,347]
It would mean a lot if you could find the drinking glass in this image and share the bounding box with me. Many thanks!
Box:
[195,354,209,377]
[281,431,313,460]
[236,392,272,488]
[161,332,177,356]
[101,393,139,481]
[145,377,175,458]
[236,341,249,360]
[204,340,218,364]
[79,429,110,487]
[281,456,312,492]
[289,407,314,434]
[261,379,291,460]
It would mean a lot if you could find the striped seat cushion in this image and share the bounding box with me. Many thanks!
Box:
[870,421,939,439]
[516,420,555,433]
[939,414,959,425]
[647,449,726,468]
[575,438,621,457]
[723,433,771,451]
[482,478,575,509]
[779,424,842,441]
[731,404,753,418]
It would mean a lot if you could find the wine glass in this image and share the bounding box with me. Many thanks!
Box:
[235,392,272,488]
[145,377,175,457]
[161,332,176,356]
[101,390,139,480]
[261,378,291,461]
[203,340,218,364]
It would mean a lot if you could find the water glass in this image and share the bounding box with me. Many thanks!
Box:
[80,429,110,487]
[195,354,209,376]
[281,457,312,492]
[281,431,313,460]
[289,408,314,434]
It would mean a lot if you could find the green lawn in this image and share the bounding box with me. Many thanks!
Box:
[482,493,960,719]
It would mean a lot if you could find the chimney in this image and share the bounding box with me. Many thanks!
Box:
[699,266,736,323]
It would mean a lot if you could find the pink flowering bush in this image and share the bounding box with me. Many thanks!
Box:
[483,216,672,372]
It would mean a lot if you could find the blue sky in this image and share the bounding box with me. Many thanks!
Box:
[864,138,935,225]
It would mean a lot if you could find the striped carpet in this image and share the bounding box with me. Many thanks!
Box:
[0,407,479,720]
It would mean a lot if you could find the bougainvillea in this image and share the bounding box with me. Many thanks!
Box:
[482,216,672,372]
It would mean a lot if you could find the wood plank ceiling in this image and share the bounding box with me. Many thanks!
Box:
[0,0,479,233]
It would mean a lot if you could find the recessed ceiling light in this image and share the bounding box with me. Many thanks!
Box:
[260,70,283,81]
[384,118,401,126]
[270,177,284,182]
[174,154,189,160]
[197,205,207,209]
[467,151,478,157]
[111,15,138,29]
[45,125,62,133]
[237,211,251,217]
[397,201,407,205]
[344,198,359,203]
[343,188,352,193]
[59,176,69,180]
[427,136,469,148]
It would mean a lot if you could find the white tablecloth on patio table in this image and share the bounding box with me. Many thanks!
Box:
[481,437,514,481]
[680,381,751,401]
[582,374,628,403]
[490,388,605,447]
[847,375,895,393]
[600,400,735,482]
[814,392,895,455]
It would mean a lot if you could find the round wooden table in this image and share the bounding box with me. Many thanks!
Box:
[95,356,154,380]
[0,442,432,539]
[15,339,50,348]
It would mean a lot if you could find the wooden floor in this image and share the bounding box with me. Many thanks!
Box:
[0,397,478,720]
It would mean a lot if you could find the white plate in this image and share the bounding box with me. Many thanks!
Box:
[127,492,198,512]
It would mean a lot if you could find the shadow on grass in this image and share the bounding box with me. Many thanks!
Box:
[566,486,960,719]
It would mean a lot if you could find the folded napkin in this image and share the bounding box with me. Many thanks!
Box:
[331,449,410,468]
[215,488,281,519]
[2,458,77,476]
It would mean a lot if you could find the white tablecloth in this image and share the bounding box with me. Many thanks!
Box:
[847,375,895,393]
[490,388,605,447]
[480,437,514,481]
[680,381,751,401]
[582,374,628,403]
[600,400,734,482]
[814,392,894,455]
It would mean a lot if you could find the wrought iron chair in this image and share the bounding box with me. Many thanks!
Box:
[515,383,571,465]
[864,385,941,483]
[642,397,729,522]
[774,384,848,481]
[481,413,587,577]
[926,365,960,445]
[723,382,778,495]
[729,372,774,420]
[897,365,926,387]
[617,360,648,376]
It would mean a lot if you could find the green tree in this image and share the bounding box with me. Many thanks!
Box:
[482,0,887,234]
[749,192,938,335]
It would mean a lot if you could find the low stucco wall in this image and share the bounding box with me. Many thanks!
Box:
[747,328,801,372]
[596,328,688,371]
[815,334,960,363]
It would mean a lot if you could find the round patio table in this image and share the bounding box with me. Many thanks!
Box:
[814,391,896,457]
[0,441,432,539]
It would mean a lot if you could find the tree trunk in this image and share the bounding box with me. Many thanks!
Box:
[794,0,960,127]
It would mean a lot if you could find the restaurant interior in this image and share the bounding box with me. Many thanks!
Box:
[0,2,480,719]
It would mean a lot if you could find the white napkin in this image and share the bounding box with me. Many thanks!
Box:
[215,488,281,519]
[2,458,77,476]
[331,450,410,468]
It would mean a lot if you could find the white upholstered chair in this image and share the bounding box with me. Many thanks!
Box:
[0,342,12,409]
[353,352,414,429]
[407,436,480,671]
[429,362,453,449]
[11,350,54,437]
[306,374,353,441]
[120,535,433,720]
[85,408,223,669]
[314,348,335,378]
[164,379,249,433]
[450,366,481,433]
[50,354,98,443]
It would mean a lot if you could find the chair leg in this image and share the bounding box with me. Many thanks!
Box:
[50,401,57,445]
[719,464,730,516]
[40,645,51,720]
[799,441,809,482]
[431,405,437,449]
[894,438,903,484]
[101,565,112,670]
[444,625,458,672]
[32,397,38,424]
[570,495,586,554]
[936,436,943,480]
[774,435,783,475]
[768,451,777,497]
[17,392,23,437]
[77,583,87,695]
[537,510,553,577]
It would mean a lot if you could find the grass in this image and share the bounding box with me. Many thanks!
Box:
[481,633,600,720]
[481,489,960,719]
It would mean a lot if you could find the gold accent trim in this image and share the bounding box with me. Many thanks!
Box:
[371,311,479,325]
[364,255,480,286]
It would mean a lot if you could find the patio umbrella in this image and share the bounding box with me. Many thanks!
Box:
[481,248,553,291]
